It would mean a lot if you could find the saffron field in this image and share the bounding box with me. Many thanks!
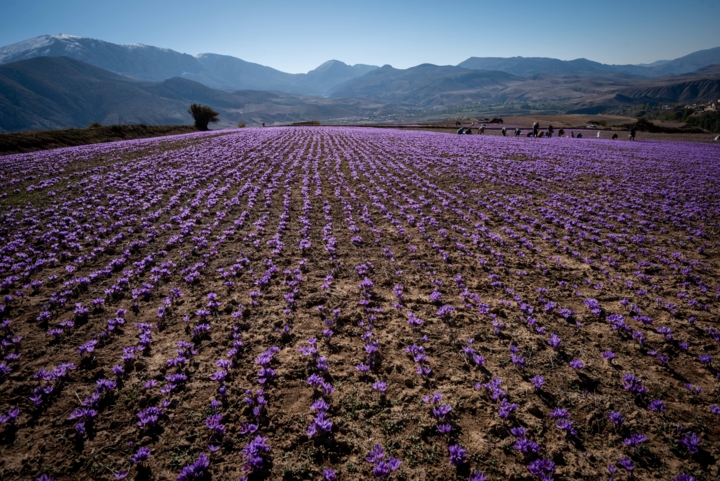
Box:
[0,127,719,481]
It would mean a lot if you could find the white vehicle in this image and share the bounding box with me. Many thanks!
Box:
[586,124,598,129]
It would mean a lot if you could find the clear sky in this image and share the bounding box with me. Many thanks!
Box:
[2,0,719,73]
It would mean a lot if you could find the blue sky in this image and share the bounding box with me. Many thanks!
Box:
[2,0,719,73]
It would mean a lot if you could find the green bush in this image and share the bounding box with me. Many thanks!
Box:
[188,104,219,131]
[87,122,103,129]
[685,112,720,133]
[237,122,246,128]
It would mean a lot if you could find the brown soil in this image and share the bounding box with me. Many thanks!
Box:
[0,128,718,481]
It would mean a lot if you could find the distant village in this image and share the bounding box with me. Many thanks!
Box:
[675,100,717,112]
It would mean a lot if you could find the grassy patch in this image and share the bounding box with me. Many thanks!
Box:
[0,124,197,155]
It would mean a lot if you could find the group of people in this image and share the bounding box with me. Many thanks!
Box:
[457,125,486,134]
[454,122,639,140]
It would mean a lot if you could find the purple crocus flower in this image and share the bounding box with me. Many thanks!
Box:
[679,432,702,454]
[530,375,545,389]
[130,446,151,464]
[671,474,696,481]
[623,433,648,451]
[176,452,210,481]
[607,411,624,426]
[527,458,555,476]
[549,407,570,419]
[557,419,577,436]
[0,408,20,424]
[372,381,387,393]
[469,471,488,481]
[514,437,540,453]
[602,350,617,360]
[498,398,518,419]
[617,457,634,471]
[365,443,401,478]
[447,444,467,466]
[365,444,386,463]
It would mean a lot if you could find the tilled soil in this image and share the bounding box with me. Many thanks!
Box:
[0,127,718,481]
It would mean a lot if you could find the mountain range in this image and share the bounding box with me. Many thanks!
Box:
[0,56,404,132]
[458,46,720,78]
[0,35,378,96]
[2,35,720,97]
[1,34,720,132]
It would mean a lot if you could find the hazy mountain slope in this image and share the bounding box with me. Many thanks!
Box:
[456,56,619,77]
[0,57,397,132]
[458,50,720,78]
[330,64,523,105]
[0,34,208,83]
[0,56,198,131]
[650,46,720,76]
[328,64,645,107]
[0,34,378,95]
[193,53,306,92]
[634,60,670,68]
[614,78,720,104]
[304,60,378,94]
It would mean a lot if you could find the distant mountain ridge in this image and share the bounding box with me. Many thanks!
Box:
[2,35,719,99]
[2,35,720,133]
[457,57,634,77]
[330,64,523,106]
[330,61,720,109]
[0,56,400,132]
[0,34,378,96]
[457,46,720,78]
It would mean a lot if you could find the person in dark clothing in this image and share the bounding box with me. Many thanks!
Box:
[571,131,575,138]
[532,122,539,137]
[465,128,472,134]
[612,133,618,140]
[558,129,565,137]
[501,127,507,136]
[457,127,464,134]
[577,133,583,138]
[515,128,521,136]
[630,125,637,141]
[547,125,554,138]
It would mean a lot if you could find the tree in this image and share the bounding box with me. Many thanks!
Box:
[188,104,219,131]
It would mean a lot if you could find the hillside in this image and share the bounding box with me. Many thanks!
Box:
[0,56,191,131]
[648,46,720,76]
[330,64,523,105]
[457,56,637,77]
[457,48,720,78]
[0,124,197,155]
[329,64,650,107]
[0,57,403,132]
[0,34,378,95]
[614,78,720,104]
[2,56,719,133]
